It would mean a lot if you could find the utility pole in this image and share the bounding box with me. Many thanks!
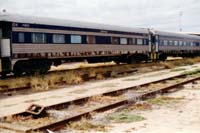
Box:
[179,11,183,32]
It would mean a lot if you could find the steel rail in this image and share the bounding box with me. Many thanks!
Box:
[30,76,199,132]
[1,74,198,132]
[5,73,186,119]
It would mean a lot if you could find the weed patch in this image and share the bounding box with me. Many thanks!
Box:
[106,111,145,123]
[147,96,184,106]
[67,118,107,132]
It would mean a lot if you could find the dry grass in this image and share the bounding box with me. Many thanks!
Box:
[88,95,118,104]
[192,57,200,62]
[4,115,56,128]
[1,71,83,92]
[61,71,83,84]
[67,118,107,132]
[128,102,152,111]
[30,77,50,91]
[160,57,200,69]
[0,62,134,92]
[0,77,29,90]
[96,73,105,80]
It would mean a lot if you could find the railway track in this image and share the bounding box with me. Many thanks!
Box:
[0,68,138,97]
[0,58,191,96]
[0,56,185,81]
[0,72,199,132]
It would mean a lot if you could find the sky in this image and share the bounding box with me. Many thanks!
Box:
[0,0,200,32]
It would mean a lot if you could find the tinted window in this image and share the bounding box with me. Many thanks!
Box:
[53,34,65,43]
[18,33,25,43]
[71,35,82,44]
[95,36,111,44]
[32,33,46,43]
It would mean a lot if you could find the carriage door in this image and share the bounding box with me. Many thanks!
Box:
[0,28,11,74]
[155,34,159,53]
[149,32,159,61]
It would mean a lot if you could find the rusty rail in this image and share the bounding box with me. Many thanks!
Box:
[1,73,197,132]
[6,73,186,118]
[29,76,199,132]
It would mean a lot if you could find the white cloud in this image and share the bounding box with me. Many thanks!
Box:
[0,0,199,32]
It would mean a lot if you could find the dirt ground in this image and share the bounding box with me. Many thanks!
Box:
[1,64,199,118]
[63,81,200,133]
[105,82,200,133]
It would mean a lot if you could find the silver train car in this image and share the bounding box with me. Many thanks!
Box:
[156,31,200,60]
[0,13,200,76]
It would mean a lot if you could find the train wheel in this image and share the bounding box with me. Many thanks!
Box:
[31,60,52,75]
[13,62,24,76]
[159,54,167,61]
[1,72,7,79]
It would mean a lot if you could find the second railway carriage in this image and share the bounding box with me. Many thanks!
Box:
[0,13,151,76]
[155,31,200,60]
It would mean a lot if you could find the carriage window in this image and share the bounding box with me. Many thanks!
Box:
[132,38,136,44]
[159,40,163,45]
[174,41,178,46]
[112,37,119,45]
[71,35,82,44]
[183,42,187,46]
[179,41,183,46]
[163,40,168,46]
[53,34,65,43]
[169,41,173,46]
[95,36,111,44]
[143,39,148,45]
[120,38,128,45]
[32,33,46,43]
[18,33,25,43]
[137,39,143,45]
[87,35,95,44]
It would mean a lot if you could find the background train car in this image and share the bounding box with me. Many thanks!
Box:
[155,31,200,61]
[0,13,151,76]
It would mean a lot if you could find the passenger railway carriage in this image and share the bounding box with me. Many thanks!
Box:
[0,13,200,76]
